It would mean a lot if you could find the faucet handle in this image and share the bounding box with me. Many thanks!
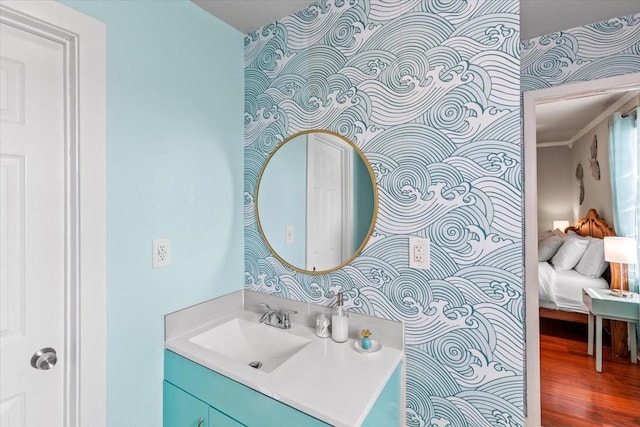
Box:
[280,310,298,329]
[259,303,275,324]
[260,303,272,311]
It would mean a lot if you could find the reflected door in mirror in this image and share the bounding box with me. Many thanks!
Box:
[306,133,352,271]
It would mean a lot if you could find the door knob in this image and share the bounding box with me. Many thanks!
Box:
[31,347,57,370]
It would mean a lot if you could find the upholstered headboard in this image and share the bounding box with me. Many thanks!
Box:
[566,209,624,290]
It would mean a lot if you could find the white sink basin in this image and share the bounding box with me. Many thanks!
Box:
[188,317,311,373]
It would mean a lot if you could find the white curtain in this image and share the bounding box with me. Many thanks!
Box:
[609,106,639,345]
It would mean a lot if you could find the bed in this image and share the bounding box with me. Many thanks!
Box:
[538,262,609,315]
[538,209,618,324]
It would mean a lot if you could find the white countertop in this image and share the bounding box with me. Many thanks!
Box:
[165,306,403,427]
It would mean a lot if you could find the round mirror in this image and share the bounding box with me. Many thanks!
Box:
[256,130,377,274]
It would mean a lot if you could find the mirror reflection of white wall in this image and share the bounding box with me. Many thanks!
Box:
[257,131,375,273]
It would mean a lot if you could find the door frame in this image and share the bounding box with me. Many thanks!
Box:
[0,2,106,426]
[523,72,640,427]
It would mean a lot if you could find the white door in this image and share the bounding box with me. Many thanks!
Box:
[1,21,65,426]
[306,134,353,271]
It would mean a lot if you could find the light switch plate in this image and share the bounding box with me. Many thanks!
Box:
[286,225,294,244]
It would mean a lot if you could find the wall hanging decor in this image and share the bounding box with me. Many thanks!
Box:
[576,163,585,204]
[590,135,600,180]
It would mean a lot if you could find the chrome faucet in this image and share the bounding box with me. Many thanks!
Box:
[259,303,297,330]
[258,303,278,324]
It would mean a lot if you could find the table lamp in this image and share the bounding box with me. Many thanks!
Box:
[553,220,570,231]
[604,236,638,297]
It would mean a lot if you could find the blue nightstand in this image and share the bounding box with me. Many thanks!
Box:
[583,287,639,372]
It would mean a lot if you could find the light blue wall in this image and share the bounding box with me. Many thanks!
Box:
[60,1,244,426]
[245,1,522,425]
[258,134,307,267]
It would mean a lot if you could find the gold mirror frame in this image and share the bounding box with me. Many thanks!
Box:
[255,129,378,275]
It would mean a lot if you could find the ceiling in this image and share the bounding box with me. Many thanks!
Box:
[192,0,310,34]
[193,0,640,39]
[536,90,639,146]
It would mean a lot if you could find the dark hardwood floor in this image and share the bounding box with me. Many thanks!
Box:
[540,318,640,427]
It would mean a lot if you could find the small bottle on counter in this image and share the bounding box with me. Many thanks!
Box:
[315,312,331,338]
[331,292,349,343]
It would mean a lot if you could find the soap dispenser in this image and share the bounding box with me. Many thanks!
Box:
[331,292,349,343]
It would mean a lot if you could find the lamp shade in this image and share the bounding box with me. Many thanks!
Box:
[603,236,638,264]
[553,220,570,231]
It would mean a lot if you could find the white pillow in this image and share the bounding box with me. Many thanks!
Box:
[575,238,608,278]
[551,237,589,271]
[538,228,576,242]
[538,230,555,242]
[538,234,565,262]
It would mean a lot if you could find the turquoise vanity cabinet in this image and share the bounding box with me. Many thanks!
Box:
[163,349,402,426]
[164,350,330,427]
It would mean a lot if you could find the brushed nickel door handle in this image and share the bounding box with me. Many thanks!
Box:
[31,347,57,370]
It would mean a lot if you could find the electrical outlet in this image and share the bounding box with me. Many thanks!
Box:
[414,244,423,263]
[409,237,430,270]
[152,238,171,268]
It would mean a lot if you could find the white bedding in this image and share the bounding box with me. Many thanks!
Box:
[538,261,609,313]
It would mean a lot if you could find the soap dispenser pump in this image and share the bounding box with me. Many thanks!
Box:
[331,292,349,343]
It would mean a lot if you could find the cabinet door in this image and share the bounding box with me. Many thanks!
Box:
[208,407,245,427]
[164,381,208,427]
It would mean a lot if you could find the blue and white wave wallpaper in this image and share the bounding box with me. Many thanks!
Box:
[521,12,640,91]
[244,0,522,425]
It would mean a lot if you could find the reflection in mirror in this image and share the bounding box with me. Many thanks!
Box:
[256,131,377,274]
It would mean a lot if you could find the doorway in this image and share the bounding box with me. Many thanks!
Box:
[524,72,640,426]
[0,2,106,426]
